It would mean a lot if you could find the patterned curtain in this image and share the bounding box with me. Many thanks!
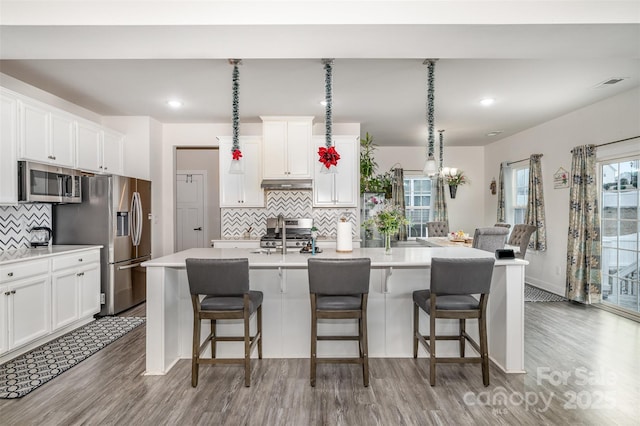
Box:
[525,154,547,251]
[432,175,448,223]
[392,168,407,240]
[496,162,507,222]
[566,145,601,304]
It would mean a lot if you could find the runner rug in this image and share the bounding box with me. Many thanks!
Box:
[0,316,144,399]
[525,284,566,302]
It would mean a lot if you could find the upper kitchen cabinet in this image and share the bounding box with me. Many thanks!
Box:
[261,116,313,179]
[219,136,264,207]
[0,89,18,205]
[76,120,124,175]
[18,99,75,168]
[313,135,359,207]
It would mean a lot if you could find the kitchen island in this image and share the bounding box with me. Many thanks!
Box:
[143,247,527,375]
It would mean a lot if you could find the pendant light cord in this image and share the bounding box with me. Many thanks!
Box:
[323,59,333,148]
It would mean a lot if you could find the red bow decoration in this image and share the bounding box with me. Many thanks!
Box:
[318,146,340,169]
[232,149,243,160]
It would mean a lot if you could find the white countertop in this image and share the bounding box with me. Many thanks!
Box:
[143,247,527,269]
[0,245,103,265]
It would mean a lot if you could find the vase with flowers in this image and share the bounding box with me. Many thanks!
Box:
[363,204,409,254]
[443,169,469,199]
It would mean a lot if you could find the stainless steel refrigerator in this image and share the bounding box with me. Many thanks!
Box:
[53,175,151,316]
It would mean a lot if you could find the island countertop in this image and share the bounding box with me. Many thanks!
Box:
[144,246,528,376]
[143,247,527,269]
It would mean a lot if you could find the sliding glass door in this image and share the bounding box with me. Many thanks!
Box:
[600,157,639,313]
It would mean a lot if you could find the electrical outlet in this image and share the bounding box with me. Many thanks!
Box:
[100,293,106,304]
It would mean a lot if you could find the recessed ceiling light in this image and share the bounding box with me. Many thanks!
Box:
[486,131,503,137]
[167,100,183,108]
[480,98,495,106]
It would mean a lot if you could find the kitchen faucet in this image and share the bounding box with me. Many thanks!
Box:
[276,213,287,254]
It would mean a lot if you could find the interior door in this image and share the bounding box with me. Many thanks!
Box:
[176,173,205,251]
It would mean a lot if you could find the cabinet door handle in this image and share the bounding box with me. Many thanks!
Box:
[104,167,108,170]
[53,155,56,160]
[7,272,13,277]
[10,290,16,294]
[78,258,83,262]
[4,292,9,296]
[193,227,202,231]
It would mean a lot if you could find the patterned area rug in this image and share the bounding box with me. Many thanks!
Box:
[0,316,145,399]
[525,284,566,302]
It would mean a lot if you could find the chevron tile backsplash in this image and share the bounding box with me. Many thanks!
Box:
[222,191,358,238]
[0,204,52,250]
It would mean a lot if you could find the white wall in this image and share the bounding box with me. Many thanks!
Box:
[376,145,486,234]
[484,87,640,295]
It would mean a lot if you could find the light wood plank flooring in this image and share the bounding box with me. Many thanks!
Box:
[1,302,638,425]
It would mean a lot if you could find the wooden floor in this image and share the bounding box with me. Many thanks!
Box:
[1,302,639,425]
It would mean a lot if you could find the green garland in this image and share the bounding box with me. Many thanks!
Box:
[231,60,240,155]
[426,59,435,160]
[324,59,333,148]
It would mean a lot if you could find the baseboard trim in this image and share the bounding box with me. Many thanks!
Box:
[525,276,564,297]
[594,303,640,323]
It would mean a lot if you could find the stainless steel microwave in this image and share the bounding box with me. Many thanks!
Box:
[18,161,82,203]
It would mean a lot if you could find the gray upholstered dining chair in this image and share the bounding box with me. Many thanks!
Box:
[472,227,509,253]
[427,221,449,237]
[185,258,263,387]
[308,258,371,387]
[413,257,495,386]
[507,224,537,259]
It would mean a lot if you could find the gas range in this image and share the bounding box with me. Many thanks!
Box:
[259,217,313,249]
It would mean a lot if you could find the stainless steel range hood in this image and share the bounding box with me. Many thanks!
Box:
[260,179,312,190]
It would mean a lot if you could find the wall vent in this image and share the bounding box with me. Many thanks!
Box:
[595,77,628,88]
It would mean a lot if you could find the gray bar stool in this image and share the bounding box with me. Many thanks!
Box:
[185,258,263,387]
[307,258,371,387]
[413,257,495,386]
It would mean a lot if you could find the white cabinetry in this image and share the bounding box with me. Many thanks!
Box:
[313,135,359,207]
[0,248,101,361]
[219,136,264,207]
[101,129,124,175]
[0,259,50,354]
[18,99,75,167]
[261,116,313,179]
[0,89,18,205]
[51,251,101,330]
[76,121,124,175]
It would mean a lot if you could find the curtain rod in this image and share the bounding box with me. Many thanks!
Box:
[506,158,528,166]
[596,135,640,148]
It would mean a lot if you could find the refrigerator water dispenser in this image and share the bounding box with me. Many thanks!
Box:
[117,212,129,237]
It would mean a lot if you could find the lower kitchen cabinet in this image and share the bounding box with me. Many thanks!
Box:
[0,247,101,361]
[1,275,51,352]
[52,250,101,330]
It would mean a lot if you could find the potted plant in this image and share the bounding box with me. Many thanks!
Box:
[360,132,378,193]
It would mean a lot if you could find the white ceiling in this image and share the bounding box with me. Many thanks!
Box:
[1,1,639,147]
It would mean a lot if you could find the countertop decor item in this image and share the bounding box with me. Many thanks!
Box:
[229,59,243,174]
[363,204,409,254]
[319,58,340,172]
